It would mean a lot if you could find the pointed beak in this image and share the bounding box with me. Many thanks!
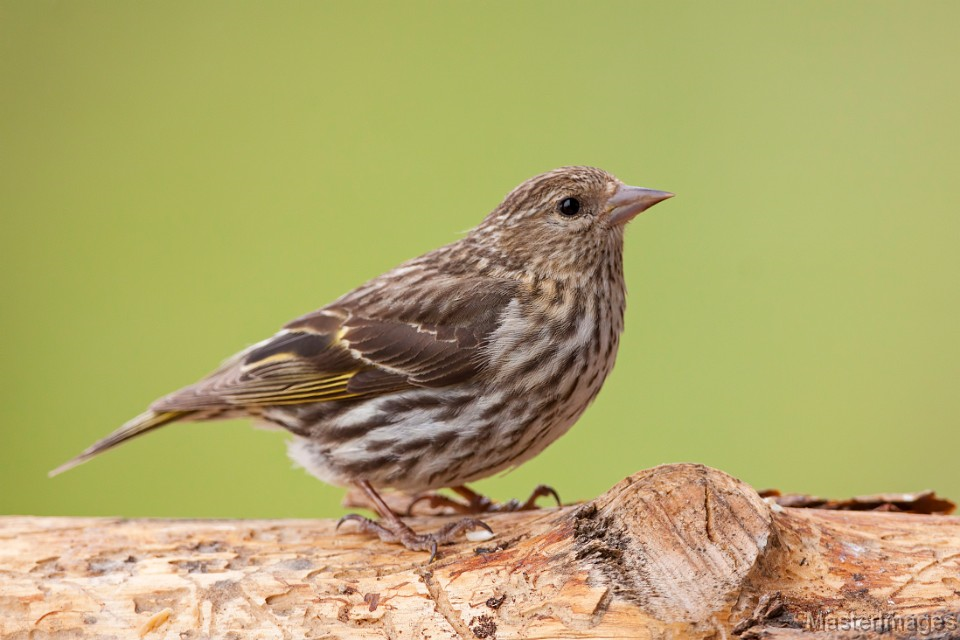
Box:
[606,184,674,226]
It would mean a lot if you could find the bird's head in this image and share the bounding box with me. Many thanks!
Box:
[474,166,673,276]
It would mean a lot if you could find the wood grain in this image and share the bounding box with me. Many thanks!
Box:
[3,464,958,639]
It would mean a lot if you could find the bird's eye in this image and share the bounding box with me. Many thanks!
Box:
[558,197,581,216]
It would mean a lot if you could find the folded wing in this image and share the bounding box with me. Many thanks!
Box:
[152,277,516,411]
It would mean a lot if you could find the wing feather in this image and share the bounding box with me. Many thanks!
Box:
[152,276,516,411]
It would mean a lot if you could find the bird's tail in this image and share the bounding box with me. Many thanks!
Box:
[49,410,192,477]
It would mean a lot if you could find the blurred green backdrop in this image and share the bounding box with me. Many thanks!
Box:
[2,2,958,519]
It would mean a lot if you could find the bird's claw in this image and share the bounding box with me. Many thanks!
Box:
[513,484,562,511]
[406,484,561,516]
[336,513,493,563]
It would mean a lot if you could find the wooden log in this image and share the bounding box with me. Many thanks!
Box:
[2,463,959,639]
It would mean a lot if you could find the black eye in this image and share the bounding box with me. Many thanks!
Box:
[558,197,581,216]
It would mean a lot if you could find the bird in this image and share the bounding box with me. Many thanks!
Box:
[51,166,673,560]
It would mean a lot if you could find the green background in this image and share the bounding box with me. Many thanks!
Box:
[2,2,958,519]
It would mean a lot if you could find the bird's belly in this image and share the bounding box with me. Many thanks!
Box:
[281,387,515,490]
[278,338,617,492]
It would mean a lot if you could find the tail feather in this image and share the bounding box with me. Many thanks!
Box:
[49,410,191,477]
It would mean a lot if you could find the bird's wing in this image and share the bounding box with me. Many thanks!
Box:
[151,277,516,411]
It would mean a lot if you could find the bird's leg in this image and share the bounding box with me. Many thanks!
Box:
[337,480,493,562]
[406,484,561,515]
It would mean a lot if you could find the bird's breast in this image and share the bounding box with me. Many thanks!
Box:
[485,277,625,401]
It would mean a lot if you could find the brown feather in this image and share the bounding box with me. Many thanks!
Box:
[150,278,517,411]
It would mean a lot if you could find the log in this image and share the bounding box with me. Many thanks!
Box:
[2,463,959,639]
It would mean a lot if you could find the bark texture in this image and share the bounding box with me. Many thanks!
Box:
[2,464,959,639]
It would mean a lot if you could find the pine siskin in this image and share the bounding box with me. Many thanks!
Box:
[51,166,673,559]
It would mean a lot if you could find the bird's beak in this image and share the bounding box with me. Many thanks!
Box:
[606,184,674,226]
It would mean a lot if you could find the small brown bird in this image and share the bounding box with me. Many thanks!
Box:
[52,166,672,558]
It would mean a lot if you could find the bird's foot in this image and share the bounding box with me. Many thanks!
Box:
[407,484,561,516]
[336,513,493,562]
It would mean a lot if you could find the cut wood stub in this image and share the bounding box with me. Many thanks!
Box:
[570,463,774,621]
[2,462,959,639]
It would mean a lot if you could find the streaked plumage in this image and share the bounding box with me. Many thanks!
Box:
[52,166,672,556]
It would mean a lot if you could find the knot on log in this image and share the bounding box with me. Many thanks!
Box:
[571,463,772,622]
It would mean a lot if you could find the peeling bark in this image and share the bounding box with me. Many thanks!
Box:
[2,464,959,639]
